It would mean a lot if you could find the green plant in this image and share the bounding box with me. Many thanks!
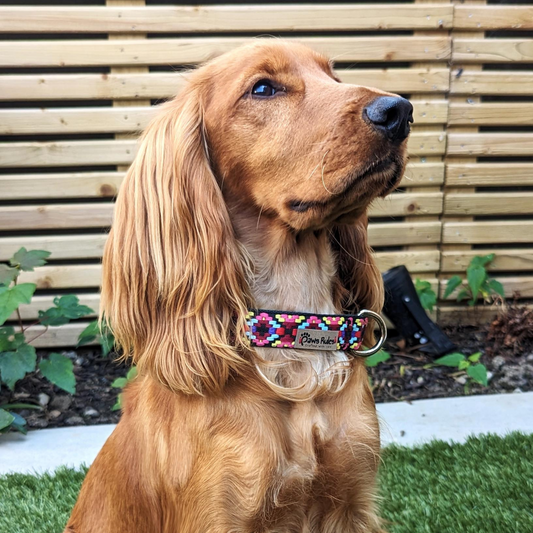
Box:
[77,320,115,357]
[430,351,488,387]
[111,366,137,411]
[0,248,93,434]
[365,349,391,367]
[415,279,437,312]
[443,254,505,306]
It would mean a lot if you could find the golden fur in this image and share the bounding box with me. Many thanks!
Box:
[66,40,409,533]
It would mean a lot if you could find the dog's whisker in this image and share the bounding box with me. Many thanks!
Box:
[320,150,336,195]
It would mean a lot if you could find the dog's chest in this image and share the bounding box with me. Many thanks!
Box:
[255,399,369,531]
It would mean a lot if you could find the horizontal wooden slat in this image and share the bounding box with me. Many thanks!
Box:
[0,69,450,101]
[0,36,451,68]
[2,193,443,232]
[445,193,533,216]
[442,249,533,273]
[437,305,517,328]
[375,250,440,273]
[402,162,445,187]
[454,38,533,63]
[0,204,113,231]
[29,322,96,348]
[15,294,99,321]
[0,235,107,261]
[443,221,533,245]
[447,133,533,156]
[369,222,441,247]
[0,140,136,168]
[449,103,533,126]
[454,6,533,31]
[0,107,154,135]
[411,100,448,125]
[0,5,454,33]
[0,172,123,200]
[446,163,533,187]
[440,276,533,300]
[0,101,449,135]
[370,193,443,217]
[0,132,443,168]
[451,71,533,96]
[18,265,102,289]
[15,255,445,290]
[1,164,443,201]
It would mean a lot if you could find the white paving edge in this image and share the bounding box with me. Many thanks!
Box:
[1,392,532,475]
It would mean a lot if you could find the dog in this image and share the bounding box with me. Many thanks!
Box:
[65,40,411,533]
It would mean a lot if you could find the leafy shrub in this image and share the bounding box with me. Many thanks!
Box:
[0,248,93,434]
[444,254,504,306]
[430,351,488,387]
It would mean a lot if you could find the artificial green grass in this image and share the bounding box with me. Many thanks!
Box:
[0,433,532,533]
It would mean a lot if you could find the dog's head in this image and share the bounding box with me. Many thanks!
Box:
[202,40,411,230]
[102,41,411,394]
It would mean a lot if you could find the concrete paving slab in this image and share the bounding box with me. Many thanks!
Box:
[1,392,532,475]
[378,391,533,446]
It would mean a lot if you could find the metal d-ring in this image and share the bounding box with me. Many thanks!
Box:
[355,309,388,357]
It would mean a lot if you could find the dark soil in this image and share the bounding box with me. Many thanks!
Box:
[2,317,532,430]
[370,324,533,404]
[0,349,127,430]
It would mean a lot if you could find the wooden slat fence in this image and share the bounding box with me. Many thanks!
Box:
[1,1,532,346]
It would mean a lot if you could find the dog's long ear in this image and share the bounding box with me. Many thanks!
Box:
[101,86,253,395]
[330,216,384,345]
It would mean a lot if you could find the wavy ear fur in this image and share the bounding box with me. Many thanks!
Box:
[101,86,253,395]
[331,216,384,345]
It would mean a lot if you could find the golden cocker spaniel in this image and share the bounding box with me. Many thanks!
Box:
[66,40,412,533]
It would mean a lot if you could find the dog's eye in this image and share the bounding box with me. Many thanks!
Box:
[251,79,279,98]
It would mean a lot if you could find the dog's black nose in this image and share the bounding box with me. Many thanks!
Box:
[364,96,413,142]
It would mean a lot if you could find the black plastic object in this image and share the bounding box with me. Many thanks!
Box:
[382,265,455,357]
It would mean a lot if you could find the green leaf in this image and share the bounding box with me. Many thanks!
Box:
[466,264,486,303]
[0,344,36,390]
[112,393,123,411]
[458,360,470,370]
[53,295,94,319]
[38,352,76,395]
[0,283,36,326]
[457,288,470,302]
[126,366,137,381]
[443,275,463,299]
[467,363,488,386]
[100,331,115,357]
[38,307,70,327]
[39,295,94,326]
[415,279,437,312]
[0,265,19,286]
[111,377,127,389]
[9,248,50,272]
[365,350,391,367]
[469,253,495,269]
[419,289,437,312]
[434,352,466,368]
[0,408,15,431]
[1,402,41,410]
[487,279,505,299]
[415,279,431,292]
[77,320,99,347]
[468,351,482,363]
[9,412,27,435]
[0,326,16,352]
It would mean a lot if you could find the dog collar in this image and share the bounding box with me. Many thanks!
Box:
[246,309,386,357]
